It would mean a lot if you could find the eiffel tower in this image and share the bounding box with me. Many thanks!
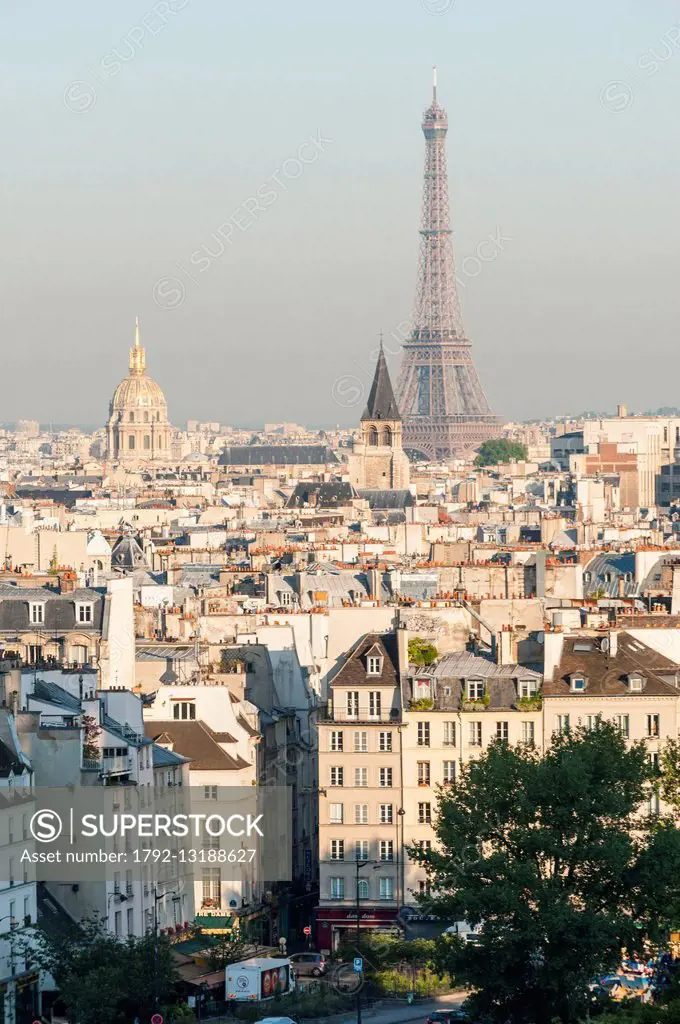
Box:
[395,70,501,460]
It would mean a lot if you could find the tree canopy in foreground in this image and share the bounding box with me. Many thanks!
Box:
[29,916,179,1024]
[415,725,680,1024]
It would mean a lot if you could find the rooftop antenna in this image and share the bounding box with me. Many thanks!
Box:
[432,65,437,104]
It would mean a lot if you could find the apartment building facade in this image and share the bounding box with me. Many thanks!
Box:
[317,631,405,949]
[0,711,39,1024]
[402,653,543,902]
[316,629,544,950]
[543,628,680,812]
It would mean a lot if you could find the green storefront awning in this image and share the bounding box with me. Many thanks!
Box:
[194,915,235,931]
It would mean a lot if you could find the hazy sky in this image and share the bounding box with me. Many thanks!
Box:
[2,0,680,429]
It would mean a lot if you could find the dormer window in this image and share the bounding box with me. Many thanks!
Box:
[76,602,93,624]
[519,679,538,699]
[29,602,45,625]
[467,679,485,701]
[173,702,196,720]
[366,655,383,676]
[628,673,645,692]
[570,674,587,692]
[413,678,432,700]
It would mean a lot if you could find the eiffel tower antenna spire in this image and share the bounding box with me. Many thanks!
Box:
[395,70,501,460]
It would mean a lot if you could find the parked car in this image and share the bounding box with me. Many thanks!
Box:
[426,1010,470,1024]
[289,952,326,977]
[256,1017,298,1024]
[443,921,482,943]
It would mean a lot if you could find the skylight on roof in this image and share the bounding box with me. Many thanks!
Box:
[573,643,593,652]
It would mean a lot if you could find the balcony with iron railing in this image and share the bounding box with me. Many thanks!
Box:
[102,754,133,775]
[318,704,401,725]
[82,755,133,775]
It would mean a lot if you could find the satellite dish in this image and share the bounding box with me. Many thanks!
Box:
[600,637,610,654]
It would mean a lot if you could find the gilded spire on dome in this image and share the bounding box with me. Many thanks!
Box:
[129,316,146,375]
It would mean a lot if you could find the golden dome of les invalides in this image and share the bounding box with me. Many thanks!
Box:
[105,318,172,463]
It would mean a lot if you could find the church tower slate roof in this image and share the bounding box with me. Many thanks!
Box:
[361,342,402,422]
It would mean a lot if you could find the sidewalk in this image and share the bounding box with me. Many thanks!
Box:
[307,990,467,1023]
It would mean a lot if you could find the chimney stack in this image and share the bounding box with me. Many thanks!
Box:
[58,570,77,595]
[609,630,618,658]
[396,621,409,677]
[368,568,382,605]
[497,626,516,666]
[617,404,627,418]
[672,565,680,615]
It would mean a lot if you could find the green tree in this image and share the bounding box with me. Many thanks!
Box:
[408,637,439,666]
[474,438,528,467]
[414,725,680,1024]
[203,929,251,969]
[337,931,436,969]
[81,713,102,760]
[29,916,179,1024]
[658,738,680,812]
[167,1006,196,1024]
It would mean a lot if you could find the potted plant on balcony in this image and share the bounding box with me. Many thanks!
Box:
[409,697,435,711]
[516,690,543,711]
[460,689,491,712]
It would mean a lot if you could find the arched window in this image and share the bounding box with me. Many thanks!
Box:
[382,427,392,447]
[128,435,135,450]
[357,878,369,899]
[368,426,378,447]
[144,435,151,450]
[129,412,135,423]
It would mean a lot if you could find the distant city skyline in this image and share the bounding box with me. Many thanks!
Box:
[9,403,680,436]
[3,0,680,426]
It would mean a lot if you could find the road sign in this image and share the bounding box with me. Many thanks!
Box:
[303,926,311,935]
[353,957,363,973]
[151,1015,164,1024]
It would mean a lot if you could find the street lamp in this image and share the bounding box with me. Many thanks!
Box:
[195,981,208,1024]
[354,861,379,1024]
[152,887,181,1010]
[106,890,129,938]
